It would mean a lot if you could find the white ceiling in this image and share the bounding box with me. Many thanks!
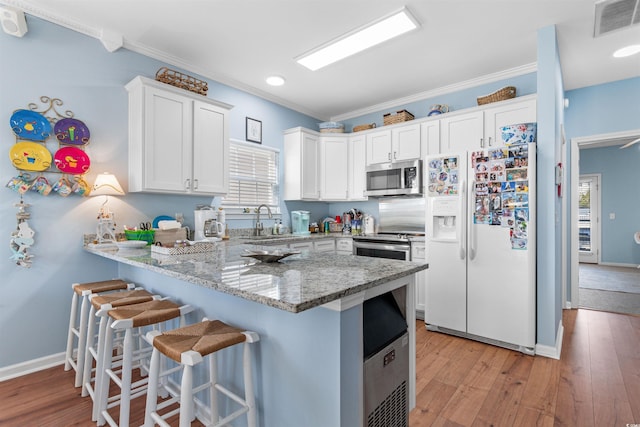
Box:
[3,0,640,120]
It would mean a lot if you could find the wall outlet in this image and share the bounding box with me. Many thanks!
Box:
[609,213,615,220]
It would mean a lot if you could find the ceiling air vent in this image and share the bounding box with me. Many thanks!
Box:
[594,0,640,37]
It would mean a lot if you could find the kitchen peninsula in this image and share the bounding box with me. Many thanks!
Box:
[86,241,427,427]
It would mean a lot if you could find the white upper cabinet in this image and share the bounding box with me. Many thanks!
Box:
[320,136,348,200]
[284,128,319,200]
[484,98,537,146]
[391,123,421,161]
[420,120,440,156]
[440,111,484,152]
[440,96,536,152]
[366,123,421,165]
[126,76,231,195]
[348,133,367,200]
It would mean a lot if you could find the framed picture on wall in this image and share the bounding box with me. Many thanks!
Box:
[246,117,262,144]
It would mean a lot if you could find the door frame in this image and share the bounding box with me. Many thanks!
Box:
[577,174,601,264]
[569,129,640,308]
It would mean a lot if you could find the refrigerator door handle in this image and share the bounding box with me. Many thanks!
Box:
[469,179,477,260]
[460,179,466,260]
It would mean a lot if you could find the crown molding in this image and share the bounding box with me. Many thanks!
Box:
[4,0,537,122]
[330,63,538,122]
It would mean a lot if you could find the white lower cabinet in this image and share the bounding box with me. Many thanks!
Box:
[313,239,336,252]
[411,242,426,319]
[288,241,313,251]
[335,238,353,254]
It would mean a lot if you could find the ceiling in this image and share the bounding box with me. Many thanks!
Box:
[2,0,640,120]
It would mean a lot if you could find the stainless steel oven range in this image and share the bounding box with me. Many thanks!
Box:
[353,234,414,260]
[353,197,426,261]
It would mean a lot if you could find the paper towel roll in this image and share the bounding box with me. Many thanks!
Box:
[158,220,181,230]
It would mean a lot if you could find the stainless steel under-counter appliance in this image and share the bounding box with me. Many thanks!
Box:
[353,197,426,260]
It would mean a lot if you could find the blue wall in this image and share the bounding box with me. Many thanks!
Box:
[579,145,640,264]
[535,25,565,349]
[0,16,319,368]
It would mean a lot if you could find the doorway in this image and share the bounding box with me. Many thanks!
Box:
[570,129,640,310]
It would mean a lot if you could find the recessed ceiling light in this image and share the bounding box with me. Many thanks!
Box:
[296,7,419,71]
[613,44,640,58]
[266,75,286,86]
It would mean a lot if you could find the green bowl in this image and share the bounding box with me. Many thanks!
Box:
[124,229,155,245]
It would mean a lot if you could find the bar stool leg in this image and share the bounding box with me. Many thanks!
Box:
[117,328,134,427]
[209,352,219,425]
[243,340,257,427]
[81,303,98,397]
[142,337,161,427]
[97,318,114,426]
[64,289,79,371]
[90,314,110,421]
[179,364,194,426]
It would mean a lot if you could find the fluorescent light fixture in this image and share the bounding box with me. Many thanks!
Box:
[613,44,640,58]
[296,7,419,71]
[266,75,286,86]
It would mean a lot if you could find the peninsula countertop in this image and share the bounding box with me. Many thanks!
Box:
[85,241,428,313]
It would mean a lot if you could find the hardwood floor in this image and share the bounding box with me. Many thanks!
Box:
[410,309,640,427]
[0,309,638,426]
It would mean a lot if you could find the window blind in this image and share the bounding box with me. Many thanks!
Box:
[222,140,279,209]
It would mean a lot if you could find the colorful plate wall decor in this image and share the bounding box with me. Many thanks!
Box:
[53,146,91,174]
[54,117,90,145]
[9,141,52,171]
[10,110,52,141]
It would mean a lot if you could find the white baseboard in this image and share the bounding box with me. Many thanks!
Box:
[0,352,66,382]
[535,320,564,360]
[599,261,638,268]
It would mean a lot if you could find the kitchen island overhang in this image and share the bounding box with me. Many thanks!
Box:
[85,243,427,427]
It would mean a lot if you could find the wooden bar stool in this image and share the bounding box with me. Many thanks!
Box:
[96,299,194,427]
[143,318,259,427]
[64,279,135,388]
[81,289,161,417]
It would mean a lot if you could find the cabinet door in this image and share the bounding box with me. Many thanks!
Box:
[412,243,427,318]
[289,241,313,251]
[335,238,353,253]
[301,133,319,199]
[392,123,421,161]
[440,111,484,152]
[314,240,336,252]
[192,100,228,194]
[348,134,367,200]
[143,87,192,192]
[320,137,348,200]
[366,129,392,165]
[421,120,440,155]
[484,98,537,148]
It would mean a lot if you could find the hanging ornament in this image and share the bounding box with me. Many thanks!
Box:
[10,198,35,268]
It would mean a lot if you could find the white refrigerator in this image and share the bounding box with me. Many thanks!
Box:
[424,143,536,354]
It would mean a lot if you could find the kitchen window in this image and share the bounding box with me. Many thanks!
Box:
[222,139,279,211]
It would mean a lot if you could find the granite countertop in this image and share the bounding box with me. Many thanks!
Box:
[85,240,427,313]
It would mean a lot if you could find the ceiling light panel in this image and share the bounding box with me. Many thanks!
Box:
[296,7,419,71]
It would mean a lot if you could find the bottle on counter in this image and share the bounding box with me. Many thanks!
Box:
[277,220,284,235]
[273,221,279,235]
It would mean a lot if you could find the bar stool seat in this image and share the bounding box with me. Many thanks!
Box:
[97,299,193,427]
[144,319,259,427]
[65,279,135,388]
[82,289,159,407]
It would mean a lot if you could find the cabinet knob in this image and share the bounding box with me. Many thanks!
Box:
[184,179,190,190]
[488,137,493,147]
[193,179,199,189]
[393,151,397,159]
[480,138,484,148]
[388,152,391,160]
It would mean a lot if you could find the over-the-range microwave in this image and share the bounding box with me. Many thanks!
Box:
[365,159,423,197]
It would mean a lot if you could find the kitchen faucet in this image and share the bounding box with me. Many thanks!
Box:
[255,204,273,236]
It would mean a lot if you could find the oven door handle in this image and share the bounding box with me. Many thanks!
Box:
[353,241,411,253]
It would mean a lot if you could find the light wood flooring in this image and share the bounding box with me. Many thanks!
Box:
[1,309,638,426]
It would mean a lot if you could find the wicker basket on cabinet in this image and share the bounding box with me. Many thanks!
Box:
[476,86,516,105]
[383,110,414,126]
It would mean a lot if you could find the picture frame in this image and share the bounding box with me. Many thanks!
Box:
[246,117,262,144]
